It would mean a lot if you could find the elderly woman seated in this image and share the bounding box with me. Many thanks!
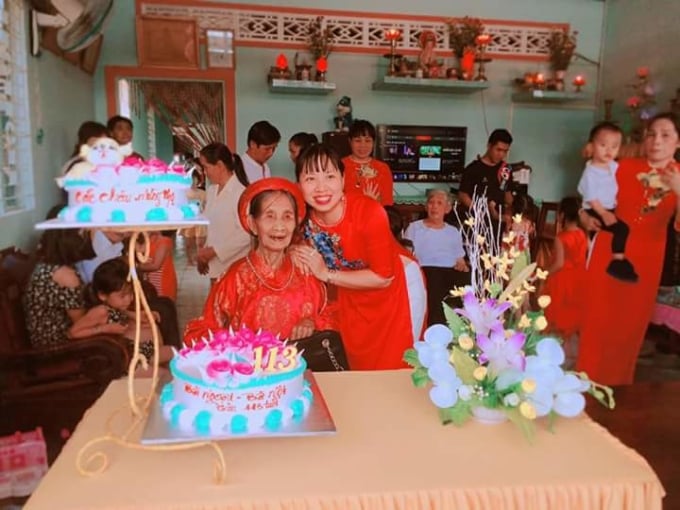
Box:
[184,178,335,344]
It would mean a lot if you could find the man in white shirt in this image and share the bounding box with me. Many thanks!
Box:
[241,120,281,183]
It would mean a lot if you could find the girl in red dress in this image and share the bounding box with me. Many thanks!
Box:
[577,113,680,385]
[184,178,334,344]
[541,197,587,350]
[341,120,394,206]
[296,144,417,370]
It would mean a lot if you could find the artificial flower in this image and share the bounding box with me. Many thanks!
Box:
[537,295,551,308]
[477,325,526,375]
[456,290,511,337]
[405,193,613,439]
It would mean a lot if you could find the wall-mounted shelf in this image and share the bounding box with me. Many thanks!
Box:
[512,90,591,103]
[268,79,336,94]
[372,76,490,94]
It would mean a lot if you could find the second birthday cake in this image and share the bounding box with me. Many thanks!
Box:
[57,137,198,224]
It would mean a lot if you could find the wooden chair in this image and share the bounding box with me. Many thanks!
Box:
[532,201,560,268]
[0,247,129,462]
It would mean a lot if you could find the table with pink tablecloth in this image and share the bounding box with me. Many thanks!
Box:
[25,371,664,510]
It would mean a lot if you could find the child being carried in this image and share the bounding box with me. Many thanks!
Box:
[577,121,638,283]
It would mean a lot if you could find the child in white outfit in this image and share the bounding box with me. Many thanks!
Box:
[577,121,637,282]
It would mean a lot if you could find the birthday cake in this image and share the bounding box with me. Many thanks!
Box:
[57,137,198,224]
[160,327,313,434]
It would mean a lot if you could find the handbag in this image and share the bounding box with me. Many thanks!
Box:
[296,330,350,372]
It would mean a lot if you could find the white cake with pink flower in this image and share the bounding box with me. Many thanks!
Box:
[160,327,313,434]
[57,137,199,224]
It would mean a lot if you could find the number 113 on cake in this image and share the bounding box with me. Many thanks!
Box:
[253,346,298,372]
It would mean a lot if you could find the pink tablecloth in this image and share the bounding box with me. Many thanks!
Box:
[25,371,664,510]
[651,303,680,334]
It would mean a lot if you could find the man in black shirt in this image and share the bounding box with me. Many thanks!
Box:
[459,129,514,222]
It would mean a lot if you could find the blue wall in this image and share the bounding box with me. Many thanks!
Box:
[0,50,94,251]
[94,0,606,203]
[600,0,680,125]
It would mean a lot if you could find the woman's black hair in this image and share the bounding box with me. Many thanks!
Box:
[200,142,249,187]
[295,143,344,180]
[511,194,536,219]
[289,132,319,161]
[348,119,376,140]
[558,196,581,225]
[648,112,680,136]
[71,121,108,157]
[38,228,96,266]
[85,258,130,307]
[106,115,133,133]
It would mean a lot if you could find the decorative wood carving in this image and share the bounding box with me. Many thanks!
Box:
[136,15,199,68]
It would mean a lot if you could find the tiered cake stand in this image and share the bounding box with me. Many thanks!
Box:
[35,219,228,483]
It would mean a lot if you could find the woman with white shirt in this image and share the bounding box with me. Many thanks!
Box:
[196,143,251,284]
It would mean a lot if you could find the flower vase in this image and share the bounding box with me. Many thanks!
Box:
[315,70,326,82]
[471,406,508,425]
[553,69,566,91]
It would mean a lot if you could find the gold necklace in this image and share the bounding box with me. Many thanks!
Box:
[312,195,347,227]
[245,254,294,292]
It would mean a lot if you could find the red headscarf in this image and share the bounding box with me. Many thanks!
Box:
[238,177,306,233]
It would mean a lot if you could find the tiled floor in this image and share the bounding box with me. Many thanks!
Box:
[173,235,211,333]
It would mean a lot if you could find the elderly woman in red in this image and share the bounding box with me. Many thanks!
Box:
[184,178,334,343]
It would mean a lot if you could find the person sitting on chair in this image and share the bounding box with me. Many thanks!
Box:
[404,189,470,326]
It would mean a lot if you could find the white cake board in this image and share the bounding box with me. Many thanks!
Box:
[35,218,209,230]
[140,371,337,445]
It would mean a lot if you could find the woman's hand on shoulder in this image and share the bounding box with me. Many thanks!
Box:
[288,244,313,275]
[52,265,82,288]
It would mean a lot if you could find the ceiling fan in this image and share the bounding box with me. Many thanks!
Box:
[30,0,114,56]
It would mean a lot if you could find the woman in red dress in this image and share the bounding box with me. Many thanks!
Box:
[295,144,417,370]
[342,120,394,206]
[577,113,680,385]
[541,197,587,340]
[184,178,334,344]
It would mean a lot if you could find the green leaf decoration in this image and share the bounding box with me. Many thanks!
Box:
[439,402,472,426]
[546,411,557,433]
[450,346,478,385]
[403,348,422,368]
[443,303,466,336]
[411,366,431,388]
[488,282,503,298]
[505,407,536,444]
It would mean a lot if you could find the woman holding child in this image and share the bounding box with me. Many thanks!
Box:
[184,178,334,343]
[577,112,680,385]
[295,144,418,370]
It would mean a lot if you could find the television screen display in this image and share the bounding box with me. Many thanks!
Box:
[376,124,467,182]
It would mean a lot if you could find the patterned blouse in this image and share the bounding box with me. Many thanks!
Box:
[23,263,84,348]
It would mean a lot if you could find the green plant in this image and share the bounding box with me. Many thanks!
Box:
[445,16,484,58]
[547,27,577,71]
[307,16,334,60]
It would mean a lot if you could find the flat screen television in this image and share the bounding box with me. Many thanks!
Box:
[376,124,467,182]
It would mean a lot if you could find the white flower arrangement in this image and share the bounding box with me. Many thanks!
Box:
[404,195,614,440]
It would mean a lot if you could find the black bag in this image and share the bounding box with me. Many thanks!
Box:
[296,330,350,372]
